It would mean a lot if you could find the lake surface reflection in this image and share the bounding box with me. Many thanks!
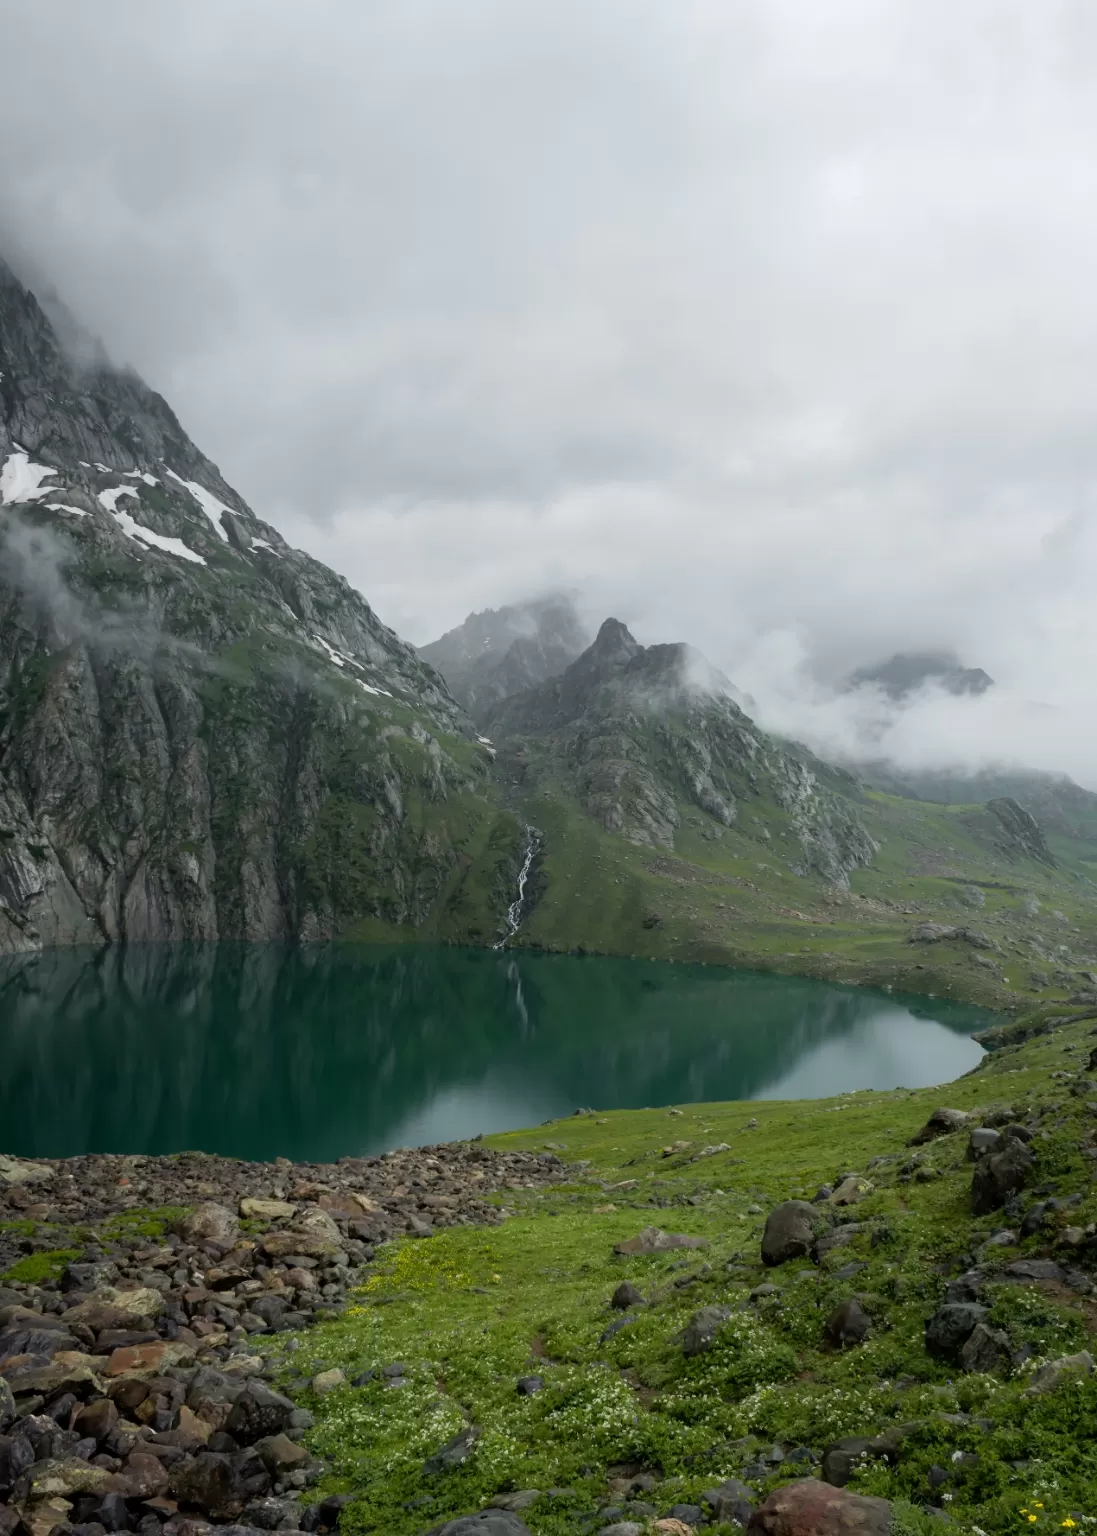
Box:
[0,943,988,1160]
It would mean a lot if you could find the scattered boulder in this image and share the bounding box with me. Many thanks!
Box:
[168,1448,270,1519]
[0,1157,55,1187]
[239,1198,296,1221]
[614,1228,708,1256]
[255,1433,313,1477]
[1024,1351,1095,1394]
[423,1427,478,1474]
[175,1203,240,1247]
[821,1439,873,1488]
[824,1299,871,1348]
[515,1377,543,1396]
[909,1108,971,1145]
[311,1368,345,1395]
[967,1128,1001,1160]
[703,1478,754,1526]
[909,925,995,949]
[610,1282,645,1310]
[828,1177,873,1207]
[431,1516,534,1536]
[747,1479,890,1536]
[1003,1259,1065,1283]
[488,1492,541,1512]
[225,1384,297,1445]
[925,1302,988,1360]
[960,1323,1011,1374]
[761,1201,818,1266]
[971,1139,1035,1215]
[681,1306,730,1356]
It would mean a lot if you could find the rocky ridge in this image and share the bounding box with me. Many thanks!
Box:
[486,620,878,887]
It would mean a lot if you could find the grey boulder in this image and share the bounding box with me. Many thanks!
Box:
[761,1201,818,1266]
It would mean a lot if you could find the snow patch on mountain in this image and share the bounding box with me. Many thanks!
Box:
[166,469,231,541]
[97,486,139,513]
[1,451,58,504]
[108,506,207,565]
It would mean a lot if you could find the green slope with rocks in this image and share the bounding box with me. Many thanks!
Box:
[261,1007,1097,1536]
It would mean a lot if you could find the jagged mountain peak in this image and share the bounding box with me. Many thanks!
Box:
[587,615,640,663]
[487,619,738,738]
[419,591,589,723]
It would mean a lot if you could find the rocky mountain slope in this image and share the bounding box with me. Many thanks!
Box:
[419,595,589,724]
[0,258,524,953]
[487,619,878,887]
[4,256,1096,1008]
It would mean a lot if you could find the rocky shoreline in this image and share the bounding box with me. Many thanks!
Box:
[0,1143,566,1536]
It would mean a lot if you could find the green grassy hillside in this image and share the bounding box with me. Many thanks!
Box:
[499,775,1097,1013]
[275,1007,1097,1536]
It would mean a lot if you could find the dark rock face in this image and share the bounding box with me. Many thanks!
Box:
[971,1139,1035,1215]
[987,797,1055,866]
[846,652,993,701]
[0,256,519,955]
[761,1201,819,1266]
[747,1478,891,1536]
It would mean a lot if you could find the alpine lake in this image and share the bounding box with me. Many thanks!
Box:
[0,944,991,1162]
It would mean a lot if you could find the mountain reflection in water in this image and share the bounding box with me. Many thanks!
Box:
[0,943,988,1161]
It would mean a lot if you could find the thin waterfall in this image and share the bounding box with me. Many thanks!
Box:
[493,825,540,950]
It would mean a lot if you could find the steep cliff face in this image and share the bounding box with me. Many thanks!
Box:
[0,258,522,952]
[487,618,878,886]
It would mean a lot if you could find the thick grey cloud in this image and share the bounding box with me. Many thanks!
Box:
[3,0,1097,781]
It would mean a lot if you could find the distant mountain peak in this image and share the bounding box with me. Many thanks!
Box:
[846,651,994,701]
[419,592,590,723]
[586,616,641,667]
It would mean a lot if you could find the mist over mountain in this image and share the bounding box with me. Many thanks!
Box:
[845,652,995,702]
[419,594,589,724]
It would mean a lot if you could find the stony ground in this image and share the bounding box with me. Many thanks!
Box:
[0,1144,563,1536]
[3,1005,1097,1536]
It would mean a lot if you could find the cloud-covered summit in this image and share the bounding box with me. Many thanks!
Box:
[4,0,1097,783]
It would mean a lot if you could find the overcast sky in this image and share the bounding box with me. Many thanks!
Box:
[3,1,1097,782]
